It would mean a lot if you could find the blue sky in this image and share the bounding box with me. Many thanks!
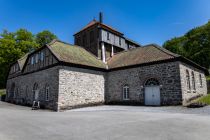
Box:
[0,0,210,45]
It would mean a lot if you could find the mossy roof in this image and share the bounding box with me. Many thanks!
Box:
[48,40,107,69]
[107,44,180,69]
[47,40,181,70]
[17,53,29,70]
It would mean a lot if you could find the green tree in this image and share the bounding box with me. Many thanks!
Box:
[0,29,39,88]
[35,30,57,47]
[163,21,210,69]
[0,29,57,88]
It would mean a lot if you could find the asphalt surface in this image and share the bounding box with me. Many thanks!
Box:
[0,101,210,140]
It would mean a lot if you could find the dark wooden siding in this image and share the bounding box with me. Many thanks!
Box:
[74,24,99,57]
[23,48,58,74]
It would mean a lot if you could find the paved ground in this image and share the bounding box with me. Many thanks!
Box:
[0,101,210,140]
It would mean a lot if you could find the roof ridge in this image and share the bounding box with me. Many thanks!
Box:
[107,47,144,63]
[74,20,99,35]
[144,44,180,58]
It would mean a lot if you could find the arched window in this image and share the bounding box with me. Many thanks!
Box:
[186,70,191,90]
[33,83,39,101]
[145,78,159,86]
[10,83,15,99]
[199,74,203,87]
[191,71,196,90]
[45,85,49,101]
[25,86,28,99]
[15,88,19,99]
[123,85,129,100]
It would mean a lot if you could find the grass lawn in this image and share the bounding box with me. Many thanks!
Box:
[194,94,210,105]
[0,89,6,96]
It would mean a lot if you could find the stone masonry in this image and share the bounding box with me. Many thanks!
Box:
[58,66,106,110]
[106,61,182,105]
[6,60,208,111]
[179,62,207,105]
[6,66,60,111]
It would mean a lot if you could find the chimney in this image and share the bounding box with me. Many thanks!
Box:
[99,12,103,23]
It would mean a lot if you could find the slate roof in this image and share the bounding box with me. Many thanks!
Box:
[107,44,180,69]
[47,40,107,69]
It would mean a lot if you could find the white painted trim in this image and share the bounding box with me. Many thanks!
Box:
[111,45,114,56]
[101,42,106,63]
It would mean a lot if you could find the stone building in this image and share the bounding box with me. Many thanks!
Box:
[6,13,209,111]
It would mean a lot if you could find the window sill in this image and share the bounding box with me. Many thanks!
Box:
[123,99,130,101]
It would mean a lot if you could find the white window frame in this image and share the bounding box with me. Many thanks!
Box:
[45,86,49,101]
[186,70,191,91]
[35,54,39,63]
[191,71,196,91]
[31,56,34,65]
[40,51,44,61]
[199,74,203,88]
[123,85,129,100]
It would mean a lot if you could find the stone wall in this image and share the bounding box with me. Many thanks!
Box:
[6,66,59,111]
[106,61,182,105]
[179,62,207,105]
[58,66,105,110]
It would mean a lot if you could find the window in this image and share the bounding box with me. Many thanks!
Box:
[83,34,86,45]
[123,85,129,100]
[199,74,203,87]
[15,88,18,98]
[31,56,34,65]
[16,64,19,71]
[76,37,81,45]
[119,37,121,45]
[107,32,110,40]
[186,70,191,91]
[13,65,16,72]
[35,54,39,63]
[45,85,49,101]
[90,31,94,43]
[25,86,28,99]
[33,83,39,101]
[191,71,196,90]
[40,51,44,61]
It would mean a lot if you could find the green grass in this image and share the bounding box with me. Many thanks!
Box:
[207,76,210,81]
[194,94,210,105]
[0,89,6,96]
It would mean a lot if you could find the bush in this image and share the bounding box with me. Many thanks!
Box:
[192,94,210,105]
[1,94,6,101]
[0,89,6,101]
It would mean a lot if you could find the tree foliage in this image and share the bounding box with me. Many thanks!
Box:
[163,22,210,69]
[0,29,57,88]
[35,30,57,47]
